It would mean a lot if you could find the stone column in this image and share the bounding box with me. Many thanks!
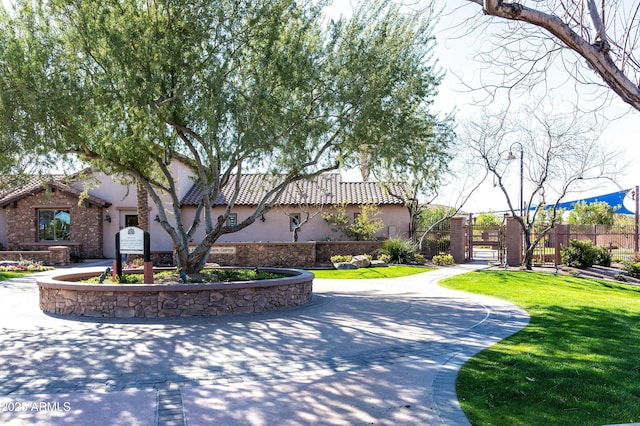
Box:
[552,224,570,266]
[449,217,466,264]
[505,217,523,267]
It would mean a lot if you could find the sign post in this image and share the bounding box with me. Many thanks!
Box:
[115,227,152,283]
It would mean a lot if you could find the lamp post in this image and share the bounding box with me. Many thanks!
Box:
[507,142,524,219]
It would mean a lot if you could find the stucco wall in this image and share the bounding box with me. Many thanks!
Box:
[181,204,410,246]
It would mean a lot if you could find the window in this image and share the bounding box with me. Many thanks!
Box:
[227,213,237,227]
[38,209,70,241]
[290,214,300,231]
[125,215,138,227]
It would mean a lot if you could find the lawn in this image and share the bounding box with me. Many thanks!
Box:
[309,265,433,279]
[440,270,640,425]
[0,271,33,281]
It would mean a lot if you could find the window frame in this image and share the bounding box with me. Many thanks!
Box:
[227,213,237,227]
[290,213,301,232]
[38,208,71,242]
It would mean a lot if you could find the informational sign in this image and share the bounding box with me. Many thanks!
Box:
[119,226,145,254]
[211,246,236,255]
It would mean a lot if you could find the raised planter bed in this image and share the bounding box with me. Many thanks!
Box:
[37,268,314,318]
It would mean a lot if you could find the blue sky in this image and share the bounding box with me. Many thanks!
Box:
[429,1,640,213]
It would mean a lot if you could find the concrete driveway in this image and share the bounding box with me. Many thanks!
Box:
[0,262,528,425]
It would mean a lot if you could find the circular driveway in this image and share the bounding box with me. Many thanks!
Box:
[0,263,528,425]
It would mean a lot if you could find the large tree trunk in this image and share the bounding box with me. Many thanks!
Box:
[136,180,149,232]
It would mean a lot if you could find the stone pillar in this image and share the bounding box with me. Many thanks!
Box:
[553,224,570,266]
[505,217,523,267]
[449,217,466,264]
[48,246,71,266]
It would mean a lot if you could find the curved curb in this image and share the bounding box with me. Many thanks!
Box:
[431,278,531,425]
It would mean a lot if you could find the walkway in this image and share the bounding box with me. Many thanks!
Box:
[0,262,529,425]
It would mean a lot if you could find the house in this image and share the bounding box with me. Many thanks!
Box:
[0,162,411,260]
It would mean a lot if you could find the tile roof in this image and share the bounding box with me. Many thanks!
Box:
[0,174,111,208]
[180,173,409,207]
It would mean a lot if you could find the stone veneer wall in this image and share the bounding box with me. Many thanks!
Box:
[38,269,313,318]
[0,246,71,266]
[143,242,385,268]
[314,241,384,263]
[208,242,316,267]
[6,189,104,258]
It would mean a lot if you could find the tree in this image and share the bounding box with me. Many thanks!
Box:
[463,0,640,111]
[322,202,384,241]
[567,200,616,225]
[0,0,451,273]
[475,211,502,227]
[467,103,623,269]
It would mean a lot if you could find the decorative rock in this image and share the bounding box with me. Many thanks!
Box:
[350,255,371,268]
[335,262,358,270]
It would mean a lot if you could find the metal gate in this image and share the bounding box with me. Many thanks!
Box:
[466,219,505,264]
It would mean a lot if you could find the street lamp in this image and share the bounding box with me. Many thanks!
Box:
[507,142,524,218]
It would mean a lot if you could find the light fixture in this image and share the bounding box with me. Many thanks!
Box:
[154,215,160,222]
[260,215,266,222]
[104,212,111,223]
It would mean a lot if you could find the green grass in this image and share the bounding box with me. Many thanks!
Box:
[309,265,433,279]
[440,271,640,425]
[0,271,32,281]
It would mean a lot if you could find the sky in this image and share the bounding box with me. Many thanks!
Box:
[427,1,640,214]
[324,1,640,213]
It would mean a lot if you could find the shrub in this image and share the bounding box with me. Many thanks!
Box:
[330,255,353,264]
[378,254,391,264]
[380,237,417,264]
[623,262,640,279]
[413,253,427,265]
[561,239,611,269]
[593,245,611,267]
[432,252,454,266]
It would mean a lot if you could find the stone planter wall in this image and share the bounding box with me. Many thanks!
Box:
[0,246,71,266]
[37,268,314,318]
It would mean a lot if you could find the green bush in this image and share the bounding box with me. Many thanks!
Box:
[378,254,391,264]
[432,252,454,266]
[379,238,417,264]
[330,255,353,264]
[561,240,611,268]
[413,253,427,265]
[623,261,640,279]
[561,240,599,268]
[593,245,612,267]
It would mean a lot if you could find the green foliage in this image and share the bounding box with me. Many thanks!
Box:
[0,0,451,273]
[474,211,502,227]
[330,255,353,264]
[323,203,384,241]
[413,253,427,265]
[567,201,616,225]
[109,269,285,284]
[561,239,611,268]
[115,273,143,284]
[432,252,454,266]
[623,262,640,278]
[378,254,391,264]
[379,237,417,264]
[416,205,454,230]
[593,245,612,267]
